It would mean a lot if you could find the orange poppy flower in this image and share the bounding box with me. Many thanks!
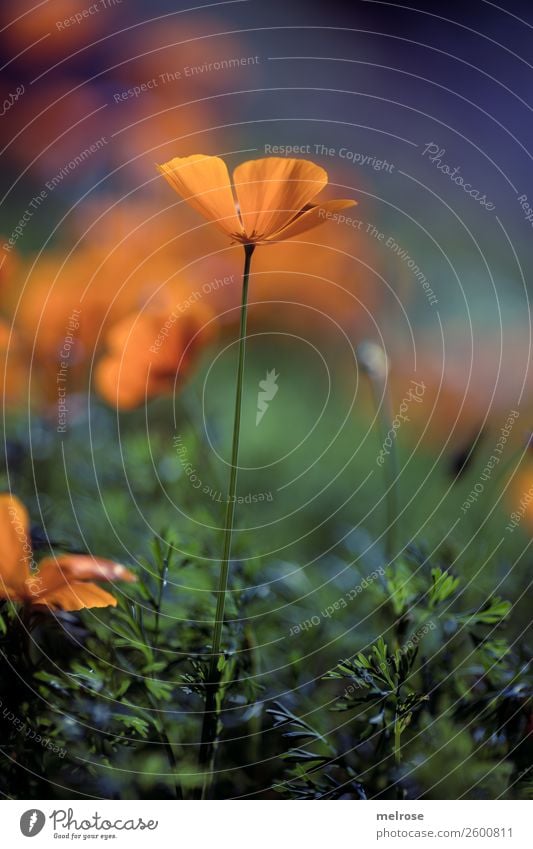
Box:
[156,155,356,244]
[0,494,136,610]
[95,299,215,410]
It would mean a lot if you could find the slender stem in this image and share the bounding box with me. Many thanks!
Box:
[394,723,401,764]
[393,686,402,766]
[153,545,169,652]
[146,691,182,799]
[198,242,255,797]
[210,242,254,678]
[21,601,34,664]
[369,372,398,562]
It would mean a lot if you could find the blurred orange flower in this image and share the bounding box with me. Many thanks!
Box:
[95,298,215,410]
[0,494,136,610]
[157,155,356,244]
[4,227,190,405]
[0,319,26,406]
[0,242,19,289]
[0,0,113,65]
[507,467,533,534]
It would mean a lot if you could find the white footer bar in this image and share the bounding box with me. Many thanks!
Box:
[4,799,530,848]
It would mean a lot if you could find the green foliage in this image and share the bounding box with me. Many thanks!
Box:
[270,560,530,800]
[1,388,531,799]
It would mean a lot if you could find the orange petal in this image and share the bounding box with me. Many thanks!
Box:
[157,155,242,238]
[38,581,119,611]
[233,158,327,241]
[30,555,136,600]
[268,198,358,242]
[0,493,32,598]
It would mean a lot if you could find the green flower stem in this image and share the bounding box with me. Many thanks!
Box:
[358,345,398,563]
[374,382,399,562]
[209,241,254,683]
[198,242,255,797]
[394,720,402,765]
[393,686,402,766]
[146,690,182,799]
